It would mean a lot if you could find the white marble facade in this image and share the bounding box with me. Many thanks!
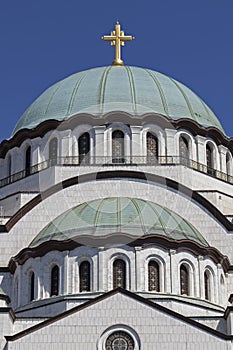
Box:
[0,72,233,349]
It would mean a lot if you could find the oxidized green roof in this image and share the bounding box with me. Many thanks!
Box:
[13,66,224,135]
[30,197,208,248]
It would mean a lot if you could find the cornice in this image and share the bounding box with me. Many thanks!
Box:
[8,234,230,274]
[0,113,232,158]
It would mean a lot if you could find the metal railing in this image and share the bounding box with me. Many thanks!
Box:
[0,156,232,188]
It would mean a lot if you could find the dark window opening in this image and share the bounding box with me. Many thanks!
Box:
[180,264,189,295]
[105,331,134,350]
[148,260,160,292]
[25,146,31,176]
[179,136,189,165]
[147,132,158,164]
[78,133,90,164]
[79,261,91,292]
[113,259,126,289]
[204,271,210,300]
[30,272,35,301]
[50,265,59,296]
[112,130,125,164]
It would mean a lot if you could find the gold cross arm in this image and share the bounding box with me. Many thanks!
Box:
[102,22,135,66]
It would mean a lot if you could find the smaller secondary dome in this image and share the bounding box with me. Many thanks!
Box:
[13,66,224,136]
[29,197,208,248]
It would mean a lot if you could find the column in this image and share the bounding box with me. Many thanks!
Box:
[98,247,105,291]
[198,255,204,298]
[93,126,106,164]
[165,129,177,162]
[135,246,142,291]
[169,249,176,294]
[131,126,142,163]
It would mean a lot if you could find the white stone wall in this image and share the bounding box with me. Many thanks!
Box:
[6,244,226,312]
[6,293,231,350]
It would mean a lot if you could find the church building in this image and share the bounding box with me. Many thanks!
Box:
[1,22,233,349]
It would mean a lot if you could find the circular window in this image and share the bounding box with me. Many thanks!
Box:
[105,331,134,350]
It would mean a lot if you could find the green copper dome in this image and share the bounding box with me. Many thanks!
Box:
[29,197,208,248]
[13,66,224,136]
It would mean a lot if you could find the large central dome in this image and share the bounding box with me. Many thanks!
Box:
[13,66,224,135]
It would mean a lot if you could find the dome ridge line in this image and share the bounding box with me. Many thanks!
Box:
[147,202,166,233]
[131,198,147,235]
[43,83,62,118]
[99,66,112,114]
[93,199,105,231]
[65,72,87,117]
[169,77,197,122]
[145,69,169,117]
[198,95,216,124]
[125,66,137,114]
[164,207,189,239]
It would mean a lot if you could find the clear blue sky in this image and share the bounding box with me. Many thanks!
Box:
[0,0,233,141]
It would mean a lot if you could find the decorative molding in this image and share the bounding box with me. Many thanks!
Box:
[1,112,232,158]
[8,234,230,274]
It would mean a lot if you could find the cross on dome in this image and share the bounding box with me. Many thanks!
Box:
[102,21,135,66]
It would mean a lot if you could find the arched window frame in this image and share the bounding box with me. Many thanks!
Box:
[49,137,58,166]
[205,141,219,175]
[179,135,190,165]
[50,265,59,297]
[25,145,31,177]
[79,260,91,292]
[145,255,165,293]
[180,263,190,296]
[112,258,127,289]
[148,259,160,292]
[146,131,159,164]
[78,132,90,164]
[204,270,211,301]
[203,266,215,302]
[29,271,35,302]
[112,129,125,164]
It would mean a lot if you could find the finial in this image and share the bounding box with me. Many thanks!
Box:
[102,22,135,66]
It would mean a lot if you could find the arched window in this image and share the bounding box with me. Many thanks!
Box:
[204,270,211,301]
[50,265,59,296]
[78,132,90,164]
[147,132,158,164]
[148,260,160,292]
[25,146,31,177]
[113,259,126,289]
[180,264,189,295]
[79,261,91,292]
[112,130,125,163]
[30,272,35,301]
[179,136,189,165]
[206,143,214,175]
[105,331,134,350]
[49,138,58,166]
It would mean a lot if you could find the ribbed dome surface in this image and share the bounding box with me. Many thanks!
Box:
[30,197,208,248]
[13,66,224,135]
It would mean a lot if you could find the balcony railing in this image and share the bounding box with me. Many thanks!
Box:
[0,156,232,188]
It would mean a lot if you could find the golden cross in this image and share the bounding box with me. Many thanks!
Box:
[102,21,135,66]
